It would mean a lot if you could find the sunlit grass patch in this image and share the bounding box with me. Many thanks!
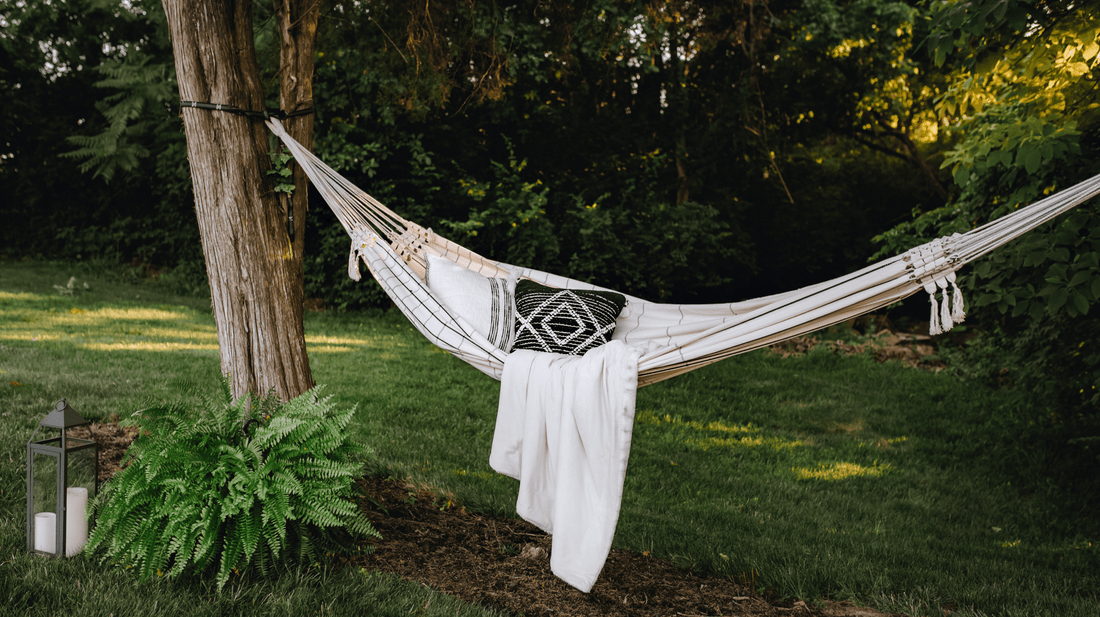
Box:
[1,302,219,352]
[860,436,909,449]
[304,333,405,354]
[0,290,49,303]
[79,307,192,321]
[792,461,893,481]
[635,409,804,451]
[453,468,499,481]
[82,341,219,352]
[636,410,757,434]
[687,433,805,451]
[1,303,193,325]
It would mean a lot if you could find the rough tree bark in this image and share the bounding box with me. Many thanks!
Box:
[162,0,318,400]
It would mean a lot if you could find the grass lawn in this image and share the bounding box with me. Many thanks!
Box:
[1,260,1097,616]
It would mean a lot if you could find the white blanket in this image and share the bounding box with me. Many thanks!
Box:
[489,340,640,593]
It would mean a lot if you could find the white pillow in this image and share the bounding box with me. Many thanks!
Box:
[426,254,516,352]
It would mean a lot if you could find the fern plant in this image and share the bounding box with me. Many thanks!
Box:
[85,381,380,589]
[62,54,176,182]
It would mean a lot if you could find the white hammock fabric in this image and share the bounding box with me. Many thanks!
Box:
[268,119,1100,387]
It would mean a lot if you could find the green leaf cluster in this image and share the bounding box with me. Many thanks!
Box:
[266,151,296,195]
[442,137,558,269]
[60,54,176,183]
[874,105,1096,322]
[84,381,380,590]
[941,110,1080,190]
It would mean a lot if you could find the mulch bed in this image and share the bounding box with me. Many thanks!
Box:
[79,422,896,617]
[69,419,139,483]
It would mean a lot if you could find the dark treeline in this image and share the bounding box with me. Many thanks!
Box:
[306,0,942,306]
[3,0,941,307]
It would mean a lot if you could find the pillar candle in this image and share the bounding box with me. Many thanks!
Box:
[66,487,89,556]
[34,512,56,554]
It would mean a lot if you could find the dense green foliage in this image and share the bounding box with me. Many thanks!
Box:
[0,0,198,279]
[304,0,940,307]
[85,381,379,589]
[4,0,944,307]
[4,0,1099,554]
[872,2,1100,425]
[863,1,1100,522]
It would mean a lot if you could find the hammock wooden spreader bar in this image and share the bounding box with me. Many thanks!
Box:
[267,119,1100,387]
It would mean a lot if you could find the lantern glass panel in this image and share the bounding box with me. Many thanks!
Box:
[64,439,95,556]
[29,450,61,556]
[65,439,97,493]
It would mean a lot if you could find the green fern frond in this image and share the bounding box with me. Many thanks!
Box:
[216,526,245,590]
[253,416,305,449]
[86,382,380,590]
[217,376,233,407]
[190,511,221,569]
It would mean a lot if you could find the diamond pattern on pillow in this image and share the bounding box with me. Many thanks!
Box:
[512,280,626,355]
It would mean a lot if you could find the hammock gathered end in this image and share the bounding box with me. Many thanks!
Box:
[266,118,1100,385]
[904,234,966,335]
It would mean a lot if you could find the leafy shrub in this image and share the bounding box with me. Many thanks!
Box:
[441,137,560,271]
[872,102,1100,527]
[938,318,1100,531]
[85,382,380,589]
[873,104,1099,412]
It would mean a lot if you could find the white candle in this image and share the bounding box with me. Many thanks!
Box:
[66,487,89,556]
[34,512,56,554]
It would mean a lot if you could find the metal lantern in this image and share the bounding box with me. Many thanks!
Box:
[26,399,99,557]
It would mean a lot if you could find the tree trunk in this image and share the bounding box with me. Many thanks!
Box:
[162,0,316,400]
[276,0,318,299]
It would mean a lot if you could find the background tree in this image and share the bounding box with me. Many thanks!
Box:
[767,0,953,200]
[7,0,950,309]
[304,0,939,307]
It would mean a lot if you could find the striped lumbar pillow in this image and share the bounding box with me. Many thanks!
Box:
[512,280,626,355]
[426,254,516,352]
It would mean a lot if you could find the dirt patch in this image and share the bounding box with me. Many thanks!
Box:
[80,423,898,617]
[69,419,139,483]
[770,330,943,372]
[343,476,899,616]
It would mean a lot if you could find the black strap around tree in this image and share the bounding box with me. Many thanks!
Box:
[180,100,308,244]
[179,100,315,121]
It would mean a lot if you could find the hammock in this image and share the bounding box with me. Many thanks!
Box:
[267,119,1100,387]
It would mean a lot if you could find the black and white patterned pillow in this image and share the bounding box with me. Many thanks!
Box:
[511,280,626,355]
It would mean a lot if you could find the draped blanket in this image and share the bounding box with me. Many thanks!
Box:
[489,341,641,592]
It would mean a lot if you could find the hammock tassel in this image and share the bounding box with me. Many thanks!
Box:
[906,235,967,336]
[926,280,943,336]
[948,271,966,324]
[348,247,361,282]
[937,278,954,331]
